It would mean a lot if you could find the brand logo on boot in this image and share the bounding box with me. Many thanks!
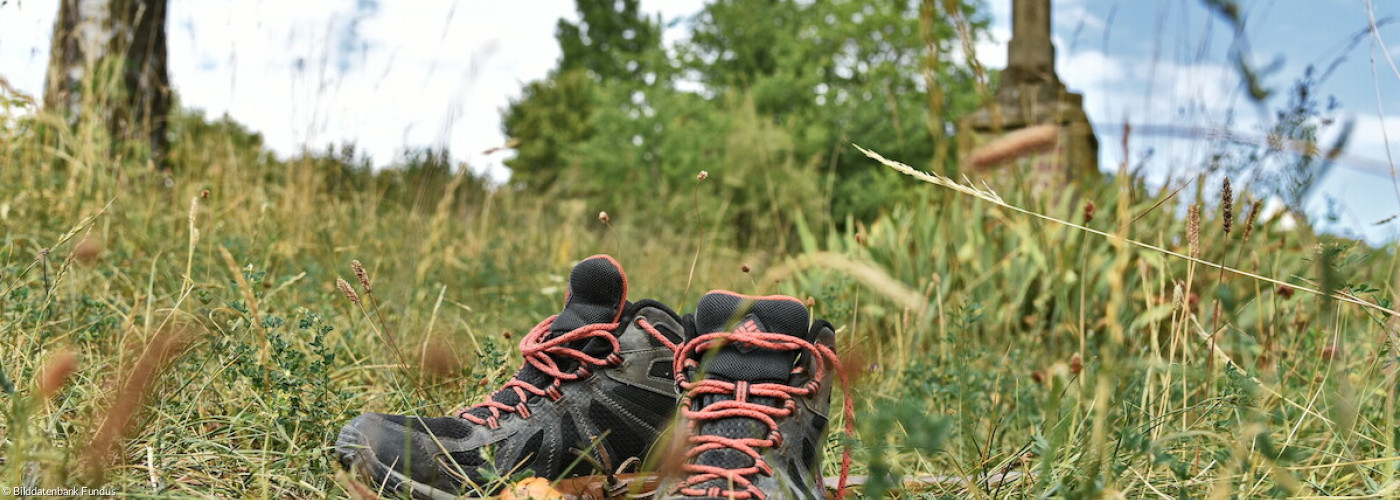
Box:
[732,318,762,352]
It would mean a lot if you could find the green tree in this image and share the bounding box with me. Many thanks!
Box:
[679,0,987,221]
[502,70,597,189]
[556,0,661,81]
[502,0,664,191]
[503,0,989,242]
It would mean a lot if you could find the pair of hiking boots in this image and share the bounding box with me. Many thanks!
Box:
[335,255,848,499]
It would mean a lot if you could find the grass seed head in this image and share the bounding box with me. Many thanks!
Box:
[598,211,610,223]
[1222,177,1234,234]
[351,259,372,294]
[1187,204,1202,259]
[1242,199,1262,243]
[336,278,360,305]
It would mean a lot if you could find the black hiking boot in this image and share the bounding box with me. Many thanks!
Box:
[655,291,849,500]
[336,255,684,498]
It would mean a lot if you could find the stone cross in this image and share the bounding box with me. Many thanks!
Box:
[956,0,1100,189]
[1003,0,1058,87]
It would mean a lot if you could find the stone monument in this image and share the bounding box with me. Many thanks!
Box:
[958,0,1100,190]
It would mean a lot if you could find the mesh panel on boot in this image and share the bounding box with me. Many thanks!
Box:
[694,293,811,383]
[693,293,810,340]
[691,393,781,488]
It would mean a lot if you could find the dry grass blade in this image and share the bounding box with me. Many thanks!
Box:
[761,251,929,316]
[218,246,263,330]
[1,199,112,298]
[857,145,1004,204]
[967,124,1059,169]
[419,334,461,384]
[335,470,379,500]
[857,144,1400,319]
[0,74,38,107]
[184,196,201,286]
[81,326,196,482]
[37,349,78,399]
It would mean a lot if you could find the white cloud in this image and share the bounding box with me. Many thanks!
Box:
[0,0,58,100]
[1056,48,1116,89]
[164,0,582,181]
[1348,114,1400,171]
[968,25,1009,70]
[1059,3,1105,34]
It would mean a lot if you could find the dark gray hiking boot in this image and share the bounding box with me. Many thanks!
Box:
[655,291,848,500]
[335,255,684,499]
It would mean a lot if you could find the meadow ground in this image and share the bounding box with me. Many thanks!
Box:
[1,110,1399,499]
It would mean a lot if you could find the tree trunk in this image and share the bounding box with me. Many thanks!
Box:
[111,0,171,169]
[43,0,171,170]
[43,0,88,118]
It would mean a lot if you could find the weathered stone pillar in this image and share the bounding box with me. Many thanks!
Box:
[1004,0,1056,87]
[958,0,1099,193]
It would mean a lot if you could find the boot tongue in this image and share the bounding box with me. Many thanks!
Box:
[464,255,628,421]
[552,255,628,333]
[693,292,812,383]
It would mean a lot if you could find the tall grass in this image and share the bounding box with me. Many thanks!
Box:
[775,143,1399,498]
[0,106,755,496]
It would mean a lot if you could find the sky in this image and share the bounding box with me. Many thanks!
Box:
[1,0,1398,242]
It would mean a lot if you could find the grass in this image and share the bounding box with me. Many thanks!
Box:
[3,69,1400,500]
[841,146,1399,498]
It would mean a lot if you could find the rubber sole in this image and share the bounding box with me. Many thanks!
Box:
[335,424,471,500]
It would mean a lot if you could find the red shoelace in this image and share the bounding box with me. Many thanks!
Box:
[456,315,675,429]
[671,329,854,500]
